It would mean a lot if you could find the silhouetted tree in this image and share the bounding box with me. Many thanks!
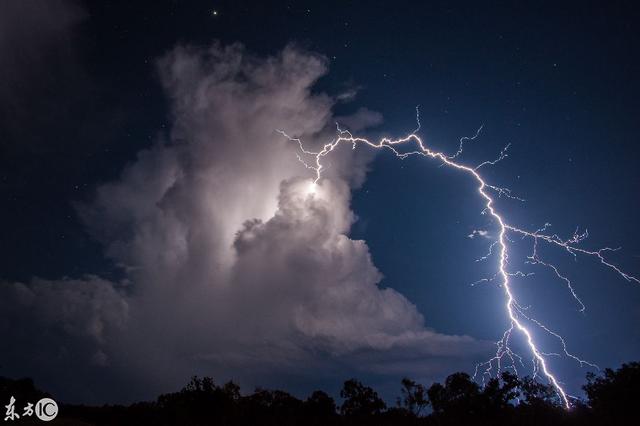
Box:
[340,379,386,417]
[156,376,242,425]
[397,377,429,416]
[428,372,480,416]
[304,390,337,424]
[8,360,640,425]
[506,376,564,426]
[584,361,640,422]
[475,371,520,421]
[240,388,304,425]
[481,372,519,409]
[221,380,241,401]
[518,376,560,407]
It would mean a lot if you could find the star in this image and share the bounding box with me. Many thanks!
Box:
[211,10,218,17]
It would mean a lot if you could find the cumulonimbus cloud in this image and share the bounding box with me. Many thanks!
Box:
[0,42,485,403]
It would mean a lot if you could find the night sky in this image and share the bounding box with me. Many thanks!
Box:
[1,0,639,405]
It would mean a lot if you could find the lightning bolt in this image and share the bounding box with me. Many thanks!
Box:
[277,112,638,409]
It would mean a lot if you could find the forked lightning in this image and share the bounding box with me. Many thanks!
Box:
[278,114,638,409]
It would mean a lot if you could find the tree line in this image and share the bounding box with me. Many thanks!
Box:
[2,361,638,425]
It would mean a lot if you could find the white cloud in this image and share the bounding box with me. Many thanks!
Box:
[1,42,485,402]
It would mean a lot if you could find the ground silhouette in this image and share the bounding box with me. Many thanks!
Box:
[2,361,638,425]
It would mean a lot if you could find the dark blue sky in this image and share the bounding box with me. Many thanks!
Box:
[1,0,639,402]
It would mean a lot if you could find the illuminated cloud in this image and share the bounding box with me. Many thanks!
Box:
[0,42,483,403]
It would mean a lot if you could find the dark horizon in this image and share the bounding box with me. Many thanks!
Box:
[2,360,639,425]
